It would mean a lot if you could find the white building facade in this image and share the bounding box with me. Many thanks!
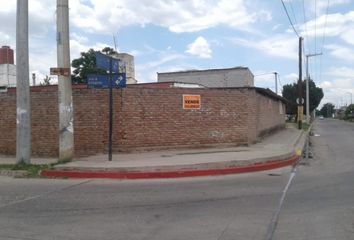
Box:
[111,53,137,84]
[0,64,16,88]
[157,67,254,88]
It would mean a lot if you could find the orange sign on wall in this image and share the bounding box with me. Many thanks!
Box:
[183,95,201,110]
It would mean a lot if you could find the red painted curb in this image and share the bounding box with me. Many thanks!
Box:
[41,155,299,180]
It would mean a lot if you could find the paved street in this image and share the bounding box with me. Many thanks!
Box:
[273,119,354,239]
[0,119,353,240]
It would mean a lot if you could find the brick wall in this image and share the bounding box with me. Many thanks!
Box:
[0,87,59,156]
[0,86,285,157]
[256,93,285,137]
[0,91,16,155]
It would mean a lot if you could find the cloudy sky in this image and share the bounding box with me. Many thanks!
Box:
[1,0,354,108]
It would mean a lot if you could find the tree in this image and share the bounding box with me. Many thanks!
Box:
[345,104,354,118]
[71,47,118,84]
[320,102,335,118]
[41,75,51,86]
[282,79,324,115]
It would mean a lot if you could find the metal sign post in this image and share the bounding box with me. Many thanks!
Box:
[88,52,126,161]
[108,58,113,161]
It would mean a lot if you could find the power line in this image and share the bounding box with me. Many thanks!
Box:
[288,0,299,28]
[280,0,300,37]
[321,0,330,52]
[278,74,283,88]
[315,0,317,53]
[320,0,330,83]
[302,0,309,53]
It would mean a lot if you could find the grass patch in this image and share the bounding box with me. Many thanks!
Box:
[0,163,50,177]
[0,159,72,178]
[302,122,310,131]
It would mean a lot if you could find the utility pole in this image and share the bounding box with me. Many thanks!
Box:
[32,73,36,86]
[298,37,303,130]
[57,0,74,161]
[16,0,31,164]
[347,92,353,105]
[305,53,322,123]
[274,72,278,95]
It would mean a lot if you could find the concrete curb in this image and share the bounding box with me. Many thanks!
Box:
[0,170,27,178]
[40,155,300,180]
[40,128,308,180]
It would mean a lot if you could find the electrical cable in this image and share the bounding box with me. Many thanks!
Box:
[278,74,283,88]
[314,0,318,82]
[320,0,330,83]
[321,0,330,52]
[280,0,300,37]
[288,0,299,28]
[302,0,309,54]
[315,0,317,53]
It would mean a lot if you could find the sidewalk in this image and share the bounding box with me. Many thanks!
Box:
[41,125,307,179]
[0,156,57,165]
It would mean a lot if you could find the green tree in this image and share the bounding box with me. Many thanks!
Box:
[282,79,324,115]
[71,47,118,84]
[320,102,335,118]
[41,75,51,86]
[345,104,354,118]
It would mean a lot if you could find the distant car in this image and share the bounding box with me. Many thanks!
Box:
[319,116,324,120]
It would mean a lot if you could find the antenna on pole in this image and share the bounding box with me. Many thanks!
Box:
[113,34,118,53]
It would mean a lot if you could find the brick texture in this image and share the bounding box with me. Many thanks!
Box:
[0,86,285,157]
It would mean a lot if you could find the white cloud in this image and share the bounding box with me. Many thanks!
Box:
[300,11,354,49]
[297,0,350,15]
[318,80,333,89]
[317,0,350,13]
[318,66,354,108]
[141,53,185,69]
[327,66,354,78]
[282,73,299,83]
[340,28,354,45]
[230,34,298,60]
[69,0,271,34]
[135,52,187,82]
[325,44,354,61]
[186,37,212,59]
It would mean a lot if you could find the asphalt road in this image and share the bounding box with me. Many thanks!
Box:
[0,119,353,240]
[273,119,354,240]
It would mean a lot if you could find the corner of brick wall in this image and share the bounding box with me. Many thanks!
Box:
[0,86,286,158]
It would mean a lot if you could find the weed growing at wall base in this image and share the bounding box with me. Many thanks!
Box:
[0,159,72,178]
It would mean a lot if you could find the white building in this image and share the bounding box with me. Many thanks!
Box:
[111,53,137,84]
[157,67,254,88]
[0,64,16,88]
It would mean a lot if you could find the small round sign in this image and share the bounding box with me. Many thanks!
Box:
[296,98,305,104]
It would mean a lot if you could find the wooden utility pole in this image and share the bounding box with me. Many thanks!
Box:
[16,0,31,164]
[298,37,303,130]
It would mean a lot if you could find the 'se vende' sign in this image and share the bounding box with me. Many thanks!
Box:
[183,95,201,110]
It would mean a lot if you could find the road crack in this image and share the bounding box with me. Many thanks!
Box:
[0,179,92,209]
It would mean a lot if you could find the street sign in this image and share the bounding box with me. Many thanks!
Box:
[50,67,70,76]
[91,52,124,162]
[87,73,126,89]
[296,98,305,104]
[95,52,119,73]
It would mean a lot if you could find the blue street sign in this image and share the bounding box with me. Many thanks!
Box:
[87,73,126,89]
[95,52,119,73]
